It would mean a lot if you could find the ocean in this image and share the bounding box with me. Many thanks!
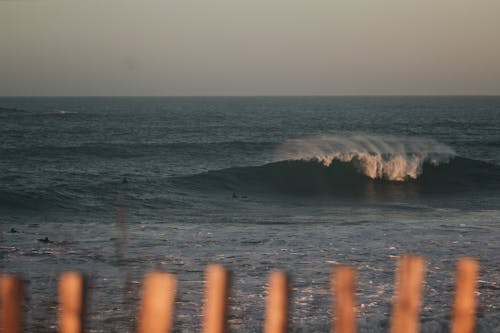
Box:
[1,96,499,332]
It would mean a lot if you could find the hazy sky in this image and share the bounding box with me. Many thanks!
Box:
[1,0,500,96]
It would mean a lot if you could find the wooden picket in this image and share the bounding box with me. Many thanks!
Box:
[451,258,479,333]
[137,272,176,333]
[390,255,425,333]
[0,256,481,333]
[264,271,289,333]
[59,272,86,333]
[332,266,356,333]
[203,265,230,333]
[0,275,23,333]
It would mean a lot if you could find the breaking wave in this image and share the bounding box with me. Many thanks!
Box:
[275,135,456,181]
[173,135,500,199]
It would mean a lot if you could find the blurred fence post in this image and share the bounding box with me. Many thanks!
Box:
[203,265,230,333]
[451,258,479,333]
[332,266,356,333]
[137,272,177,333]
[264,271,289,333]
[390,255,425,333]
[1,275,24,333]
[59,272,86,333]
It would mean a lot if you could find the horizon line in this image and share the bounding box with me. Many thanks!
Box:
[1,94,500,98]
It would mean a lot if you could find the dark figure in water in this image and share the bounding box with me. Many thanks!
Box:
[122,177,128,184]
[37,237,53,243]
[10,228,17,233]
[232,192,238,199]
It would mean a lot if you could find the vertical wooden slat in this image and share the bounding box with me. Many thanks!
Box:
[450,258,479,333]
[202,265,230,333]
[264,271,289,333]
[390,255,425,333]
[59,272,86,333]
[137,272,177,333]
[332,266,356,333]
[0,275,24,333]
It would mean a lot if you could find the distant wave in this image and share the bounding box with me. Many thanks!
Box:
[275,135,456,181]
[51,109,78,115]
[0,106,27,113]
[0,107,79,116]
[0,188,75,211]
[0,177,187,213]
[1,141,273,158]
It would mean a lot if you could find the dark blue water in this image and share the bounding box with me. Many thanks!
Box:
[1,97,499,332]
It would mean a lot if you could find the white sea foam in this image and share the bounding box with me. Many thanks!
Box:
[276,134,456,181]
[51,109,78,114]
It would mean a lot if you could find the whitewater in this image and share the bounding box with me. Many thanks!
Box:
[1,96,500,332]
[276,135,456,181]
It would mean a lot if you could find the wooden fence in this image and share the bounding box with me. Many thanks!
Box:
[0,255,479,333]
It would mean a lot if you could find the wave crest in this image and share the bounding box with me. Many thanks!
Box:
[276,135,456,181]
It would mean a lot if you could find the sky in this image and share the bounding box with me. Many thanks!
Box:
[1,0,500,96]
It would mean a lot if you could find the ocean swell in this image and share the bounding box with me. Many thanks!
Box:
[174,156,500,200]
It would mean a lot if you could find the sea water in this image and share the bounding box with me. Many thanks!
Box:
[1,96,499,332]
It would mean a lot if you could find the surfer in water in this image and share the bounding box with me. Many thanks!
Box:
[37,237,53,243]
[122,177,128,184]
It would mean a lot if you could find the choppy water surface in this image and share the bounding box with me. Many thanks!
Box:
[1,97,500,332]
